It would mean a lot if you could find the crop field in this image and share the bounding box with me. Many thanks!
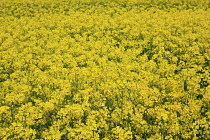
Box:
[0,0,210,139]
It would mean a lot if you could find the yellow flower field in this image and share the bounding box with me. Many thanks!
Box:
[0,0,210,139]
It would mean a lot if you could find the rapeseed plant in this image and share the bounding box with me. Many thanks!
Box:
[0,0,209,139]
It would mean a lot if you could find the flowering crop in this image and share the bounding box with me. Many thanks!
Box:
[0,0,210,139]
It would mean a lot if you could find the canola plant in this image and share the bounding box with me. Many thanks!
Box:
[0,0,210,139]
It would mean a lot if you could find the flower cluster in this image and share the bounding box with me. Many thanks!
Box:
[0,0,209,139]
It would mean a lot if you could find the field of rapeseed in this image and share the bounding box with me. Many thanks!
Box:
[0,0,210,139]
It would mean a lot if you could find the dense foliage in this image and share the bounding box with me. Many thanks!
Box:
[0,0,210,139]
